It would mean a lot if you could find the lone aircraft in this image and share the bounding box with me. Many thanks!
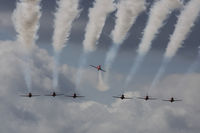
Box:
[162,97,182,103]
[90,65,106,72]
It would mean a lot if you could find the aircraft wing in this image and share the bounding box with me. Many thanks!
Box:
[89,65,97,69]
[113,96,121,98]
[56,94,64,96]
[76,96,85,97]
[100,69,106,72]
[174,99,182,101]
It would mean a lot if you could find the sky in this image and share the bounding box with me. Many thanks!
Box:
[0,0,200,132]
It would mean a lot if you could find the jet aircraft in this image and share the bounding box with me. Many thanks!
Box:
[45,92,64,97]
[90,65,106,72]
[20,93,40,98]
[162,97,182,103]
[65,93,85,99]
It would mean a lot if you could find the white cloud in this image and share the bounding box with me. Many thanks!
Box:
[0,40,200,133]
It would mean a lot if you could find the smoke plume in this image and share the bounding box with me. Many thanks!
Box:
[165,0,200,59]
[150,0,200,91]
[124,0,182,88]
[52,0,80,53]
[52,0,80,90]
[112,0,146,44]
[104,0,146,85]
[12,0,42,92]
[97,72,109,91]
[83,0,115,52]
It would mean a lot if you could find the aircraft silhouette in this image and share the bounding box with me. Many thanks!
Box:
[20,93,40,98]
[162,97,182,103]
[65,93,85,99]
[90,65,106,72]
[137,94,157,101]
[44,91,64,97]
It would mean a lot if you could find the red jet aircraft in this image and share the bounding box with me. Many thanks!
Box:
[90,65,106,72]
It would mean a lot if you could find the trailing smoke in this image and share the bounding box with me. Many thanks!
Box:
[165,0,200,59]
[104,0,146,84]
[112,0,146,44]
[150,0,200,91]
[52,0,80,52]
[97,72,108,91]
[76,0,115,88]
[83,0,115,52]
[124,0,182,88]
[12,0,41,92]
[52,0,80,90]
[75,53,88,88]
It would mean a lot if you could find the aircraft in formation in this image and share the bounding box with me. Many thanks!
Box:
[20,91,182,103]
[65,93,85,99]
[20,93,40,98]
[137,94,157,101]
[45,91,64,97]
[162,97,182,103]
[20,65,182,103]
[113,94,133,100]
[90,65,106,72]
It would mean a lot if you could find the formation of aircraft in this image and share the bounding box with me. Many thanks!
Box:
[90,65,106,72]
[19,92,182,103]
[20,65,182,103]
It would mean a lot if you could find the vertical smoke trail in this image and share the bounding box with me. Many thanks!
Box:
[124,0,182,88]
[52,0,80,90]
[12,0,42,92]
[104,0,146,82]
[75,0,115,87]
[150,0,200,91]
[97,71,108,91]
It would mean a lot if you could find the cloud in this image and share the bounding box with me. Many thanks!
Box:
[0,41,200,133]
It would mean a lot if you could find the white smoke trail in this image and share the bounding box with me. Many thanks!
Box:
[75,52,88,88]
[75,0,115,88]
[104,0,146,85]
[124,0,182,88]
[83,0,115,52]
[12,0,41,92]
[112,0,146,44]
[97,72,108,91]
[150,0,200,91]
[165,0,200,59]
[52,0,80,90]
[52,0,80,52]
